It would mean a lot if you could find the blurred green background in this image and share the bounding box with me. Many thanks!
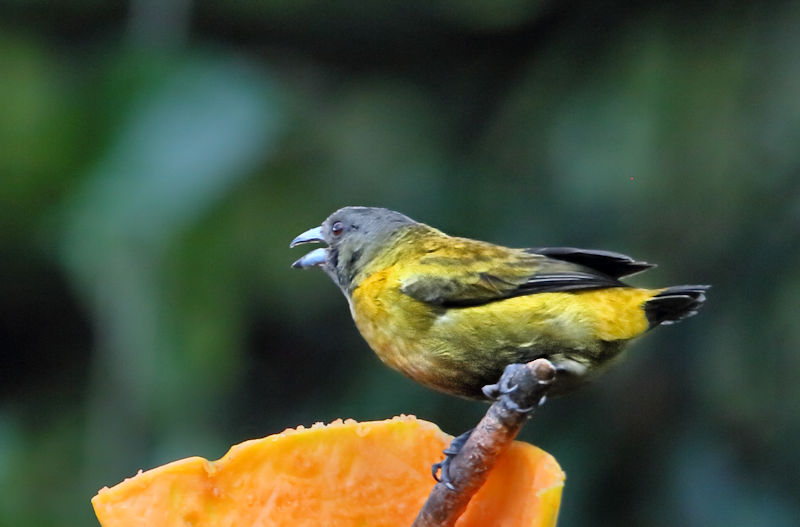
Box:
[2,1,799,525]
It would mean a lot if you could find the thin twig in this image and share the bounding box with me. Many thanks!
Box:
[412,358,556,527]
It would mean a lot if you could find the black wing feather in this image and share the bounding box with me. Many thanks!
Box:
[438,271,624,307]
[516,272,624,293]
[526,247,654,278]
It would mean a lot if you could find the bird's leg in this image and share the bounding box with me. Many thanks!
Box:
[428,360,555,495]
[482,363,537,413]
[431,428,474,491]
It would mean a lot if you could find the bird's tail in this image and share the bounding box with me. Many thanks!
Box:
[645,285,710,328]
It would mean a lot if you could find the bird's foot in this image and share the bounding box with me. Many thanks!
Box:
[431,428,474,491]
[481,363,536,413]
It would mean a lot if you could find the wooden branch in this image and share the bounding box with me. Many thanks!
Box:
[412,358,556,527]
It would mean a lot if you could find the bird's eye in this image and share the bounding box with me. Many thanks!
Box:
[331,221,344,236]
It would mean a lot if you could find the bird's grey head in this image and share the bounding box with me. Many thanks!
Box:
[290,206,416,292]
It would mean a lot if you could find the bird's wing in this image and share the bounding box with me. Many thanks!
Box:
[399,241,627,307]
[526,247,654,278]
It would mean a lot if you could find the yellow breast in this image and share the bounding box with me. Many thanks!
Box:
[350,266,442,386]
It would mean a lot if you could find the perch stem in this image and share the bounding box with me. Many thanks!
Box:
[412,358,556,527]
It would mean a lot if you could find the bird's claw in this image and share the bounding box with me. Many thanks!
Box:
[481,383,500,400]
[482,368,535,413]
[432,460,457,490]
[431,428,473,491]
[431,460,444,481]
[505,397,535,413]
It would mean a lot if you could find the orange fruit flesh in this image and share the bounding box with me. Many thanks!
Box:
[92,415,564,527]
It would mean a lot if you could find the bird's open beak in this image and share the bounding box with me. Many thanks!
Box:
[291,248,327,269]
[290,226,324,248]
[290,226,327,269]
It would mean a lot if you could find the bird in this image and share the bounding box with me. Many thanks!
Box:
[290,206,708,401]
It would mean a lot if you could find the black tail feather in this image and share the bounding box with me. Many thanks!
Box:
[645,285,710,328]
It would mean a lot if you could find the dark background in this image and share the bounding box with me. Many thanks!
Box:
[2,1,799,525]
